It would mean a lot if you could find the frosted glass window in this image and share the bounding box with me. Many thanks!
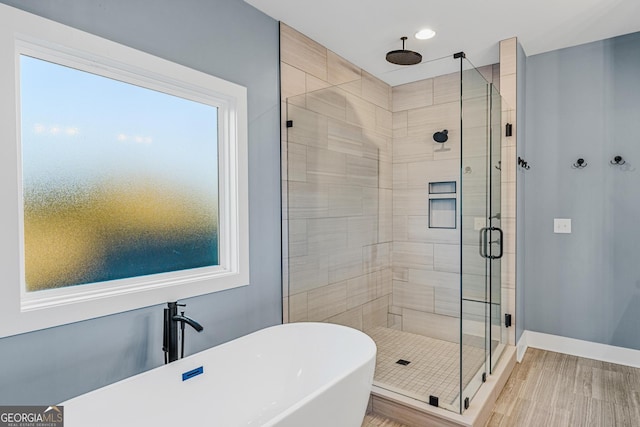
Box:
[20,55,219,292]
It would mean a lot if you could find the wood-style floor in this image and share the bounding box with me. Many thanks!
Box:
[363,348,640,427]
[487,348,640,426]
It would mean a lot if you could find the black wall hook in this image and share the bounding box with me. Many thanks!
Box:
[610,155,626,165]
[572,158,587,169]
[517,156,530,170]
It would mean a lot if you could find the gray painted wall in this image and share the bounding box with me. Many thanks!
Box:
[0,0,281,404]
[524,32,640,350]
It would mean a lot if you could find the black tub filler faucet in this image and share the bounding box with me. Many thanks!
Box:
[163,301,203,364]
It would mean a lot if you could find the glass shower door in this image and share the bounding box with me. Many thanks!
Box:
[459,58,503,412]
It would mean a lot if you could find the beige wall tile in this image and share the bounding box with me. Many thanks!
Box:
[328,183,362,216]
[363,242,391,273]
[379,189,393,243]
[492,63,501,91]
[408,158,459,183]
[408,215,459,244]
[363,295,390,330]
[329,247,364,284]
[308,281,347,321]
[433,71,459,105]
[280,23,327,80]
[392,79,433,112]
[347,216,378,249]
[499,73,517,111]
[306,87,346,121]
[478,64,494,83]
[289,291,308,322]
[392,280,434,312]
[501,181,516,218]
[434,243,460,273]
[393,139,433,163]
[362,70,391,110]
[402,308,459,343]
[375,106,392,137]
[409,268,459,288]
[346,155,379,188]
[407,102,458,130]
[288,181,329,218]
[393,215,408,241]
[392,267,408,282]
[288,219,307,257]
[306,217,348,254]
[288,253,328,293]
[345,93,377,130]
[347,273,377,310]
[461,273,487,301]
[393,163,408,188]
[388,313,402,330]
[434,287,459,317]
[377,268,393,297]
[306,73,331,93]
[393,241,434,269]
[327,50,361,85]
[327,118,363,155]
[392,111,407,130]
[499,37,517,76]
[461,244,487,276]
[281,62,306,100]
[305,145,346,184]
[287,142,307,182]
[337,78,362,97]
[286,104,328,148]
[326,306,363,330]
[393,188,428,216]
[501,217,516,254]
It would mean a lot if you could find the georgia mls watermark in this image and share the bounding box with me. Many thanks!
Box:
[0,406,63,427]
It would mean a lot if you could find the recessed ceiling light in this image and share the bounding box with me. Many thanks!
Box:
[415,28,436,40]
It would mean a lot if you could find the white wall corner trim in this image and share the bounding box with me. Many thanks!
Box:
[518,330,640,368]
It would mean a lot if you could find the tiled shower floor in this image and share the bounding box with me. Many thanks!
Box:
[367,326,491,411]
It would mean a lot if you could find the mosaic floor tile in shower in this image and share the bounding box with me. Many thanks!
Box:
[367,326,488,409]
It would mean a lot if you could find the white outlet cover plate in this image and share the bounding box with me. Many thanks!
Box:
[554,218,572,233]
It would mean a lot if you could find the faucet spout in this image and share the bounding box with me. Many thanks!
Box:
[173,314,204,332]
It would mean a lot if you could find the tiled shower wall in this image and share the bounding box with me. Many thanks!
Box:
[280,23,518,345]
[280,23,393,330]
[389,66,501,342]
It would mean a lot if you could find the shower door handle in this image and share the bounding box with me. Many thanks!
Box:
[480,227,503,259]
[479,227,490,259]
[489,227,504,260]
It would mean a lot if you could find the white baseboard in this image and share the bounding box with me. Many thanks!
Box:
[517,330,640,368]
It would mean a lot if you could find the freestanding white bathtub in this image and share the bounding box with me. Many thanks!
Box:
[62,322,376,426]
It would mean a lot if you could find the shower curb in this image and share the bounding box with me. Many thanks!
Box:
[367,346,516,427]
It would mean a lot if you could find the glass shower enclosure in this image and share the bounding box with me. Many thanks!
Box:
[284,53,506,414]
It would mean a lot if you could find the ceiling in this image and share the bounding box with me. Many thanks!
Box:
[245,0,640,86]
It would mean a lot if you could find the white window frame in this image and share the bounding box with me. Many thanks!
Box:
[0,4,249,338]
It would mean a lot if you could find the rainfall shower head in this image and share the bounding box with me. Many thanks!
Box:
[433,129,448,143]
[386,37,422,66]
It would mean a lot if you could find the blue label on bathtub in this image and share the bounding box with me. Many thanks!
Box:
[182,366,204,381]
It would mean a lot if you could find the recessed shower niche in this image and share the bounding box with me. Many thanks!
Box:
[428,181,457,229]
